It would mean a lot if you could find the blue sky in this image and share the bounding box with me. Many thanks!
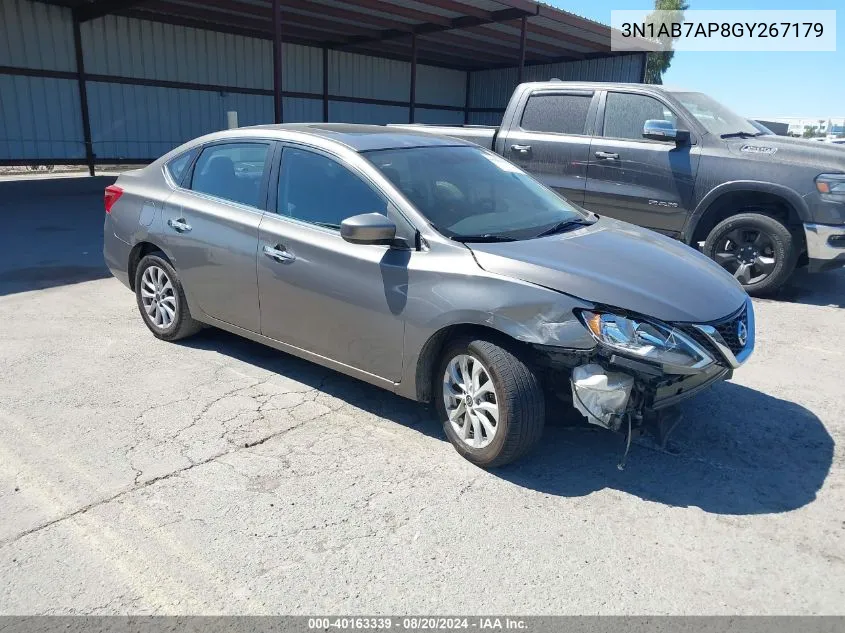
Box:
[549,0,843,120]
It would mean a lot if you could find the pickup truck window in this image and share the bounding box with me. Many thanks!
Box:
[602,92,678,141]
[670,91,759,137]
[520,94,592,135]
[366,145,588,242]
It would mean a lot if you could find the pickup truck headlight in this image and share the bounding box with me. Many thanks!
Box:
[578,310,713,370]
[815,173,845,195]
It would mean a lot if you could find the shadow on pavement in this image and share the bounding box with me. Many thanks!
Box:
[764,266,845,308]
[0,177,113,296]
[183,328,833,517]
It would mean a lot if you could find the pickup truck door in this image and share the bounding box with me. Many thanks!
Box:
[497,89,598,206]
[584,90,700,235]
[256,145,407,382]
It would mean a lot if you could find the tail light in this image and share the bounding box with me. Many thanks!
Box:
[104,185,124,214]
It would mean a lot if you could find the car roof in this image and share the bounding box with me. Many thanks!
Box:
[238,123,472,152]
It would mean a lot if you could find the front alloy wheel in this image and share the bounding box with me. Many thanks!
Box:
[436,338,545,468]
[443,354,500,449]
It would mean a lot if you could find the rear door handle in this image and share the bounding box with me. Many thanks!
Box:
[511,144,531,153]
[594,151,619,160]
[263,244,295,263]
[167,218,192,232]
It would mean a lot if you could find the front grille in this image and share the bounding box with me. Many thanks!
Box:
[684,326,723,360]
[680,303,749,366]
[713,305,748,355]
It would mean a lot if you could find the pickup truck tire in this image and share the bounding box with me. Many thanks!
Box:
[134,253,202,341]
[436,338,545,468]
[703,212,797,296]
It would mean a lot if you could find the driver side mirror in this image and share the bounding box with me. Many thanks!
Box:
[643,119,690,145]
[341,213,397,246]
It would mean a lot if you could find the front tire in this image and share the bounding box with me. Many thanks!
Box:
[435,338,545,468]
[134,253,202,341]
[703,212,798,296]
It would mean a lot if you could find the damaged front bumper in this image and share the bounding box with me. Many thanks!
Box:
[532,299,753,440]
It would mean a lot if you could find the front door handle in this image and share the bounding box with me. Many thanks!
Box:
[595,151,620,160]
[167,218,192,233]
[511,144,532,153]
[263,244,295,263]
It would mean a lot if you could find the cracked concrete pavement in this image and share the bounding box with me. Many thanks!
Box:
[0,177,844,614]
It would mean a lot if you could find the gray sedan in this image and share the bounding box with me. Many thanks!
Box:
[103,124,753,468]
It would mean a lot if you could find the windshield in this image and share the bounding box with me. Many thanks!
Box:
[670,91,760,137]
[364,145,589,241]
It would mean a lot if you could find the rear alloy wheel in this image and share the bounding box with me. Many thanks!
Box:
[704,212,797,295]
[436,338,545,468]
[134,253,202,341]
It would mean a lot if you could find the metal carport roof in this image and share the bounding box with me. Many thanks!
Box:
[42,0,639,71]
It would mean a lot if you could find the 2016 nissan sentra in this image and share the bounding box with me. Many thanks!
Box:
[103,124,754,468]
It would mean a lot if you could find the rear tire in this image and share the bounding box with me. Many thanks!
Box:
[134,253,202,341]
[703,212,797,296]
[435,337,545,468]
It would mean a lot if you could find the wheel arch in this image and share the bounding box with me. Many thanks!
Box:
[413,323,535,403]
[684,182,809,247]
[127,240,172,291]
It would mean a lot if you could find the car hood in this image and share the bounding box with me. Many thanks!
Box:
[725,135,845,170]
[468,217,748,324]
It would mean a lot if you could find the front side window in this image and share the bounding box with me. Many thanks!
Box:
[189,142,270,208]
[366,145,589,241]
[277,148,386,229]
[520,94,593,135]
[602,92,678,141]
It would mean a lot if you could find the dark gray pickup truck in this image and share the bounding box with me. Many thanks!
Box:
[393,81,845,295]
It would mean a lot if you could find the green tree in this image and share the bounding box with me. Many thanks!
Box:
[643,0,690,84]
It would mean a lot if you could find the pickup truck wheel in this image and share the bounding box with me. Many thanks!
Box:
[703,212,797,296]
[134,253,202,341]
[436,338,545,468]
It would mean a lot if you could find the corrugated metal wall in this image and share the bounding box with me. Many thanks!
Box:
[1,0,644,163]
[468,53,647,123]
[0,0,75,71]
[86,82,273,159]
[0,74,84,159]
[0,0,84,160]
[81,15,273,90]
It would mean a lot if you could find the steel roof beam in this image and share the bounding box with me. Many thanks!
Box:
[78,0,150,22]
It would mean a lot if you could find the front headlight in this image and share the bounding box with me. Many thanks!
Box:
[578,310,713,370]
[815,173,845,195]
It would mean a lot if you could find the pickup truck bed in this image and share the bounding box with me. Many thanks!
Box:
[389,124,498,150]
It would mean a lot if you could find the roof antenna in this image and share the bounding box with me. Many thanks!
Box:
[549,77,561,81]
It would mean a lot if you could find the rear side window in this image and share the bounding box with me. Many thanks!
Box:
[277,148,386,229]
[165,149,197,186]
[602,92,678,141]
[520,94,592,135]
[189,142,270,208]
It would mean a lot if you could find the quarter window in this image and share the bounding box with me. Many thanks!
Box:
[520,94,593,135]
[602,92,678,141]
[277,148,386,229]
[165,149,197,186]
[189,142,270,208]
